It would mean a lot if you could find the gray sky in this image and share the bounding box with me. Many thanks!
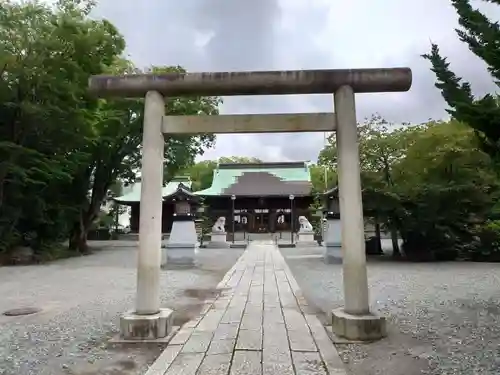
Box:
[93,0,500,162]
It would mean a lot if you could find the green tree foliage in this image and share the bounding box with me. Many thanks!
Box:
[359,116,422,256]
[307,193,323,239]
[68,64,219,253]
[419,0,500,260]
[197,199,212,247]
[318,115,419,255]
[218,156,261,164]
[317,114,500,261]
[183,160,218,191]
[0,0,221,259]
[0,0,124,254]
[393,120,498,259]
[472,220,500,261]
[309,164,336,193]
[422,0,500,165]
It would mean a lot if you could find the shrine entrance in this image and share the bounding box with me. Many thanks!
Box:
[252,209,269,233]
[89,67,412,342]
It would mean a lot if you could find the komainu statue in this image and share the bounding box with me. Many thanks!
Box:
[298,216,313,232]
[212,217,226,233]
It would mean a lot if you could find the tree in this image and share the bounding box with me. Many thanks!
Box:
[0,0,221,259]
[392,120,498,259]
[197,199,212,247]
[183,160,217,191]
[67,64,220,253]
[422,0,500,166]
[318,115,421,255]
[307,193,324,243]
[422,0,500,260]
[0,0,125,255]
[359,116,423,256]
[218,156,261,164]
[317,113,500,260]
[309,164,337,193]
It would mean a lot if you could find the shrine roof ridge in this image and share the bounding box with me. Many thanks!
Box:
[163,182,200,202]
[217,161,308,170]
[88,67,412,97]
[114,176,193,204]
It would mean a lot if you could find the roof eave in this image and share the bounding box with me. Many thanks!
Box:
[163,187,201,201]
[196,193,312,198]
[113,198,139,205]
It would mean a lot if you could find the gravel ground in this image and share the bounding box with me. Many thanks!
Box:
[282,242,500,375]
[0,241,244,375]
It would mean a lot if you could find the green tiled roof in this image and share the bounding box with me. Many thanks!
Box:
[195,162,312,197]
[114,176,192,203]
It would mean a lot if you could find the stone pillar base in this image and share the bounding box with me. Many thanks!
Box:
[207,232,230,248]
[167,220,197,248]
[324,245,342,263]
[296,231,316,246]
[120,308,174,341]
[331,307,386,341]
[163,246,196,266]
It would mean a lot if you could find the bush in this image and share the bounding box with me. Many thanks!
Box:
[365,236,383,255]
[467,220,500,262]
[401,230,459,261]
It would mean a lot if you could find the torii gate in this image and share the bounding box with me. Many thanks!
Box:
[89,67,412,342]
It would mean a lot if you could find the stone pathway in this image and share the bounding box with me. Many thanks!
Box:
[145,241,346,375]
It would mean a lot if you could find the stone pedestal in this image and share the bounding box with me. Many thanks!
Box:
[296,230,316,247]
[207,232,230,248]
[120,308,174,341]
[324,216,342,263]
[163,217,197,265]
[331,307,386,341]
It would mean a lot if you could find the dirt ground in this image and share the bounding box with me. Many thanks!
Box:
[282,245,500,375]
[0,243,243,375]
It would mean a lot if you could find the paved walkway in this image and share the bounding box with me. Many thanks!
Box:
[145,241,346,375]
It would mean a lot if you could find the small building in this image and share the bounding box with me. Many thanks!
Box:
[195,162,315,233]
[322,186,383,240]
[114,176,193,233]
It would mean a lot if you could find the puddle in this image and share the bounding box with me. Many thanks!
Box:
[169,287,230,326]
[72,359,140,375]
[172,302,205,326]
[183,287,226,300]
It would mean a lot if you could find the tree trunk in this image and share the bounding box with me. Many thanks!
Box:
[391,228,401,257]
[68,169,111,254]
[68,211,93,254]
[374,220,383,254]
[69,223,89,254]
[0,163,10,210]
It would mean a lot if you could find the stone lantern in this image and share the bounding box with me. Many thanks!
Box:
[322,187,342,263]
[163,183,200,265]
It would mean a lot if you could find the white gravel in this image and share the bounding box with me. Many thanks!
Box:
[282,244,500,375]
[0,242,243,375]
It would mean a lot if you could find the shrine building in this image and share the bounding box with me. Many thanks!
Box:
[114,161,316,234]
[196,162,315,233]
[114,175,194,233]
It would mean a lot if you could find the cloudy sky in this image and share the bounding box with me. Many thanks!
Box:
[93,0,499,162]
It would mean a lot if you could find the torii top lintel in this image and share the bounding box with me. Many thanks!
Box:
[88,68,412,98]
